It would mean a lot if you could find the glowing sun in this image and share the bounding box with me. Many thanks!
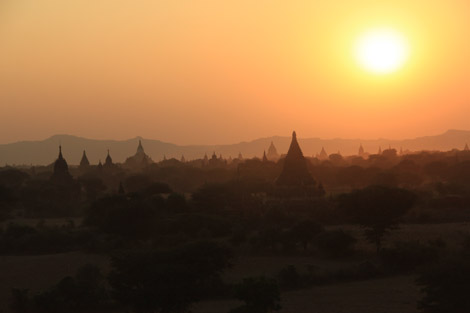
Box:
[354,28,410,74]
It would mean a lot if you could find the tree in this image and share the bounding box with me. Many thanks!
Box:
[315,229,356,258]
[108,241,232,313]
[417,259,470,313]
[289,220,324,250]
[84,195,158,239]
[10,264,109,313]
[338,185,416,253]
[229,276,281,313]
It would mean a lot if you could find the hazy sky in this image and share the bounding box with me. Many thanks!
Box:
[1,0,469,144]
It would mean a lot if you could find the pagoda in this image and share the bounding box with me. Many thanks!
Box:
[79,150,90,170]
[318,147,328,160]
[124,140,153,169]
[267,141,280,161]
[276,131,315,186]
[50,146,73,183]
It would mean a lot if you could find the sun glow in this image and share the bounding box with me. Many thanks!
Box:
[354,28,410,74]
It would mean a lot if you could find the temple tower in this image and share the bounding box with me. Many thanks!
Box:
[51,146,73,183]
[267,141,280,161]
[319,147,328,160]
[276,131,314,186]
[262,150,268,162]
[358,144,365,157]
[79,150,90,169]
[104,150,113,167]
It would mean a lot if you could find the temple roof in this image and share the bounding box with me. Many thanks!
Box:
[267,141,279,160]
[137,140,145,154]
[105,149,113,165]
[319,147,328,160]
[51,145,72,182]
[276,131,314,186]
[80,150,90,167]
[262,150,268,162]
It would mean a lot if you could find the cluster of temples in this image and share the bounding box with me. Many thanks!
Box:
[50,132,470,195]
[50,132,315,189]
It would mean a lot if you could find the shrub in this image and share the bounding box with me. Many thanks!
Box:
[10,264,109,313]
[229,276,281,313]
[417,259,470,313]
[277,265,302,290]
[380,241,439,273]
[315,230,356,258]
[108,241,232,313]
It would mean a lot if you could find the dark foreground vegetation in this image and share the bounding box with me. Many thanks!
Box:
[2,146,470,312]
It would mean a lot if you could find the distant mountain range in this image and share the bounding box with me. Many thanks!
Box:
[1,130,470,166]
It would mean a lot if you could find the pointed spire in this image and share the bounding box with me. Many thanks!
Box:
[276,131,314,186]
[80,150,90,167]
[262,150,268,162]
[319,147,328,160]
[267,141,279,161]
[358,144,364,156]
[464,143,469,151]
[378,146,382,154]
[51,145,71,183]
[105,149,113,166]
[137,139,144,154]
[181,155,186,163]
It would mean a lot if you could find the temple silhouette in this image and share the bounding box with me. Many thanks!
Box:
[276,131,315,186]
[124,140,153,169]
[266,141,279,161]
[50,146,73,184]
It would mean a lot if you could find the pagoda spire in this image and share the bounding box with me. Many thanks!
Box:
[137,139,144,154]
[51,145,72,183]
[319,147,328,160]
[358,144,364,156]
[262,150,268,162]
[80,150,90,167]
[267,141,279,161]
[276,131,314,186]
[105,149,113,166]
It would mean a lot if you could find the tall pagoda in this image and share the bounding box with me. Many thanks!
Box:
[276,131,315,186]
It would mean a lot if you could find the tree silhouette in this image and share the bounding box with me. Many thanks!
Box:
[108,241,232,313]
[339,185,416,253]
[417,259,470,313]
[229,276,281,313]
[289,220,324,250]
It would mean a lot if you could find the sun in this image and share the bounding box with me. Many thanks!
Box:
[354,28,410,74]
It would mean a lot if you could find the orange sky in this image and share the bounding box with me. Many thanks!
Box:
[0,0,469,145]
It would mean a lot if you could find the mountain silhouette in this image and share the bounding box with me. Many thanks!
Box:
[0,130,469,165]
